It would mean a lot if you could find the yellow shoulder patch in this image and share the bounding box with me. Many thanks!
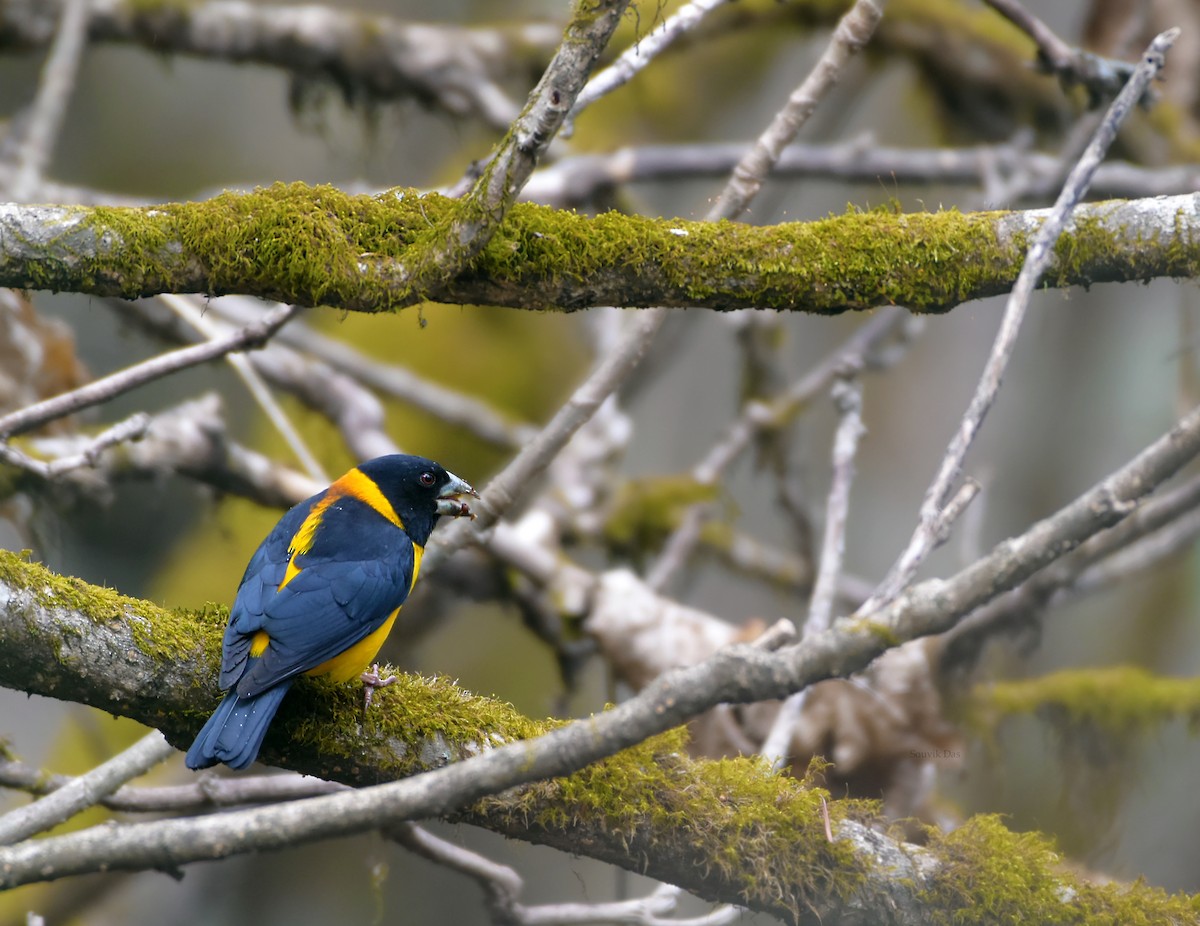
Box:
[280,489,341,590]
[335,468,405,530]
[279,468,407,594]
[289,491,339,558]
[278,556,303,591]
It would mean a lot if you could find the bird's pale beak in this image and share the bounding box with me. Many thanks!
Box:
[436,471,479,520]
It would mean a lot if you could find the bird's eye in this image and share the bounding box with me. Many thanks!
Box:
[419,472,436,487]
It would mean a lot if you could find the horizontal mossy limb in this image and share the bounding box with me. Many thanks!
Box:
[0,184,1195,314]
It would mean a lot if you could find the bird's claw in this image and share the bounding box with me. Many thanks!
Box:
[361,663,398,712]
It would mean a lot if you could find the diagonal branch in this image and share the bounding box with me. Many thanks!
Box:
[0,302,300,438]
[8,0,89,201]
[713,0,886,219]
[569,0,733,122]
[0,731,175,845]
[981,0,1142,107]
[860,28,1180,615]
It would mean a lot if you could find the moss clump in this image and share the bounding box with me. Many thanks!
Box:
[0,547,168,635]
[0,546,229,690]
[923,817,1069,923]
[972,665,1200,737]
[922,814,1200,924]
[88,183,436,309]
[604,474,721,554]
[269,668,550,783]
[475,202,1019,313]
[496,727,875,918]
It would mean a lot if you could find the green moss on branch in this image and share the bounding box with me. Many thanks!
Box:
[4,184,1194,314]
[923,815,1200,924]
[972,665,1200,735]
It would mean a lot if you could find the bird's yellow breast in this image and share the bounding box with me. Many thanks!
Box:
[303,544,421,681]
[306,607,401,682]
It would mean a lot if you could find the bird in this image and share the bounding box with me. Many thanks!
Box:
[185,453,477,770]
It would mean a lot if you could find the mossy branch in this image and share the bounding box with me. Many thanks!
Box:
[973,665,1200,735]
[0,185,1196,314]
[2,549,1200,922]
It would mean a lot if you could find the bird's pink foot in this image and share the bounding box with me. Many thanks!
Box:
[361,663,398,711]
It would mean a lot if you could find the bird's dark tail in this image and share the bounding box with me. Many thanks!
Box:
[185,683,292,770]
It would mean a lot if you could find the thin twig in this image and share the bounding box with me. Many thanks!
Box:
[568,0,733,124]
[645,504,707,592]
[390,822,523,919]
[245,345,398,463]
[27,394,321,510]
[101,296,398,463]
[9,0,89,201]
[208,297,535,450]
[860,28,1180,617]
[48,413,152,475]
[392,828,746,926]
[159,295,327,483]
[713,0,887,219]
[806,379,866,637]
[0,303,301,438]
[1072,506,1200,595]
[0,732,175,846]
[0,412,150,480]
[759,378,866,769]
[982,0,1139,107]
[0,755,345,812]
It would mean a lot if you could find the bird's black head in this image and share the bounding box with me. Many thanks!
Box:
[355,454,477,547]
